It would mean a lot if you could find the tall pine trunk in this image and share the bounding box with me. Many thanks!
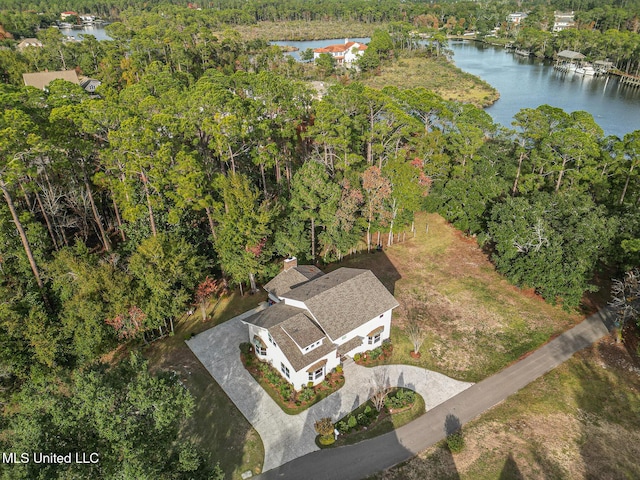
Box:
[620,163,635,205]
[112,195,125,241]
[0,177,44,289]
[83,167,110,251]
[34,189,58,250]
[140,172,157,237]
[310,217,316,260]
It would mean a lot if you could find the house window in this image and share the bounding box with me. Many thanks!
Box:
[308,366,324,382]
[280,363,290,379]
[253,335,267,356]
[268,332,277,347]
[368,332,382,345]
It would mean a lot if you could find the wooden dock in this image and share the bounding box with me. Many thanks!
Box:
[611,70,640,87]
[620,74,640,88]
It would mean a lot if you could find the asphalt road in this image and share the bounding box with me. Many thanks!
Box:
[256,307,613,480]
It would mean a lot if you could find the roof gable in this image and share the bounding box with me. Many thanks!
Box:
[313,42,367,54]
[243,303,303,330]
[280,313,325,349]
[264,265,324,297]
[23,70,79,90]
[282,268,399,340]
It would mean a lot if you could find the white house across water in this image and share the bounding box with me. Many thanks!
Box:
[242,258,398,390]
[313,39,368,66]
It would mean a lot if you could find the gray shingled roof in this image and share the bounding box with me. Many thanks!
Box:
[557,50,585,60]
[337,336,363,356]
[269,323,336,371]
[23,70,80,90]
[280,314,325,349]
[242,303,303,330]
[282,268,399,341]
[263,265,324,297]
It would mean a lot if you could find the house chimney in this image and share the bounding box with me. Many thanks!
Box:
[283,257,297,271]
[345,38,349,44]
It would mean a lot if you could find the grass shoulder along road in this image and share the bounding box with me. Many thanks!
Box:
[371,336,640,480]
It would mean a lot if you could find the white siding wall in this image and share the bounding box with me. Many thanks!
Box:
[334,309,392,356]
[246,324,340,391]
[290,350,340,390]
[344,45,364,65]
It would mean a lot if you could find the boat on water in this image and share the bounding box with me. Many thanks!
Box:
[576,65,596,75]
[514,49,532,57]
[59,22,74,29]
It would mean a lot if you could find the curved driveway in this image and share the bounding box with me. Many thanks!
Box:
[186,305,472,472]
[255,307,614,480]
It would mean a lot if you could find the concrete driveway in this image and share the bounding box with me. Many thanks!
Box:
[186,306,473,473]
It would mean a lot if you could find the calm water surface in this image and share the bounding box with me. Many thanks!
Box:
[448,40,640,137]
[61,25,112,41]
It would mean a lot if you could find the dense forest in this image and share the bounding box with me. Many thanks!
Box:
[0,1,639,478]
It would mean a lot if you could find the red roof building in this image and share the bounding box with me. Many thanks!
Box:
[313,39,367,65]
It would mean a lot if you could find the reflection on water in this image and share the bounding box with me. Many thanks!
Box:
[448,41,640,137]
[60,26,111,42]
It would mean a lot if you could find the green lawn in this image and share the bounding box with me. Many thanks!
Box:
[144,290,267,479]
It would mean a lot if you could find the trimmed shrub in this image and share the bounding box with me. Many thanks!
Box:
[447,431,465,453]
[385,389,416,410]
[357,413,371,427]
[279,383,292,402]
[239,342,252,355]
[335,365,343,373]
[314,417,335,437]
[319,435,335,446]
[347,415,357,429]
[370,347,383,360]
[353,353,361,362]
[337,420,349,434]
[299,387,314,403]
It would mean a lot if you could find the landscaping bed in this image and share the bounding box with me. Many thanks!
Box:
[318,388,425,448]
[240,343,345,414]
[354,342,394,367]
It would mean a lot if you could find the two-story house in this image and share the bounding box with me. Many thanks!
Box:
[243,258,398,390]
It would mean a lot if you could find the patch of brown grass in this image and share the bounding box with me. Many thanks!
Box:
[219,20,380,42]
[337,213,581,381]
[373,337,640,480]
[362,56,499,107]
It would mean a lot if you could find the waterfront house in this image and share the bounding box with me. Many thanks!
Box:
[242,258,398,390]
[17,38,43,50]
[507,12,528,25]
[313,39,367,66]
[60,11,78,20]
[23,70,80,90]
[553,11,575,32]
[79,76,101,93]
